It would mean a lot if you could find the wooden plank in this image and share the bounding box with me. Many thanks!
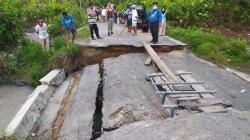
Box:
[175,72,192,75]
[162,104,178,108]
[151,76,176,117]
[143,42,180,82]
[156,90,217,94]
[144,57,152,66]
[147,72,192,78]
[153,76,171,91]
[199,106,228,113]
[177,96,201,101]
[178,70,215,99]
[169,94,200,98]
[153,81,204,85]
[197,99,223,106]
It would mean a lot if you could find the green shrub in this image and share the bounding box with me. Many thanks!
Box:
[0,0,25,51]
[168,26,250,69]
[168,27,224,49]
[16,42,49,86]
[195,42,226,63]
[52,36,66,51]
[17,42,48,66]
[223,38,248,58]
[28,63,47,87]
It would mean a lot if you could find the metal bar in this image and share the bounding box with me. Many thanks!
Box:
[155,90,217,94]
[147,72,193,78]
[153,81,204,85]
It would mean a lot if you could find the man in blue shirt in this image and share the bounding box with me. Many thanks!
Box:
[61,12,76,47]
[147,2,162,44]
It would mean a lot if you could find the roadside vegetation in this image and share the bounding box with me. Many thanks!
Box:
[0,0,88,86]
[168,27,250,72]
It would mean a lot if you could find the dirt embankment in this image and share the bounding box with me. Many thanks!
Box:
[0,45,181,86]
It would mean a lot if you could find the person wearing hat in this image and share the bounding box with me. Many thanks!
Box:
[131,4,138,35]
[87,2,102,40]
[147,2,162,44]
[35,19,49,51]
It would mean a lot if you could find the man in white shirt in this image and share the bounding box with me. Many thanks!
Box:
[132,4,138,35]
[101,6,107,22]
[35,19,49,51]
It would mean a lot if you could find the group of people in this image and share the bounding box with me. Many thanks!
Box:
[124,3,138,35]
[34,1,168,51]
[87,1,167,43]
[87,2,117,39]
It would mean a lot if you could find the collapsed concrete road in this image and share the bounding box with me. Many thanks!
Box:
[6,23,250,139]
[30,52,250,140]
[100,110,250,140]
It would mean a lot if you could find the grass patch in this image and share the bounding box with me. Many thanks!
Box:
[10,38,80,87]
[77,25,90,39]
[167,26,250,71]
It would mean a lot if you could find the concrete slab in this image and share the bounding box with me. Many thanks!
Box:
[39,69,65,86]
[102,53,168,129]
[58,64,100,140]
[77,23,186,48]
[0,86,33,130]
[30,78,71,140]
[5,85,55,137]
[100,109,250,140]
[158,51,250,111]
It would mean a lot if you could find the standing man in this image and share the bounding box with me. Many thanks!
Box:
[131,4,138,35]
[125,3,133,32]
[61,12,76,47]
[35,19,49,51]
[106,3,114,36]
[147,2,162,44]
[87,2,102,40]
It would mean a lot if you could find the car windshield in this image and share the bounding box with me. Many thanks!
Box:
[134,4,143,10]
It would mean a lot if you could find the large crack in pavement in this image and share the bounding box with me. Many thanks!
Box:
[90,62,105,140]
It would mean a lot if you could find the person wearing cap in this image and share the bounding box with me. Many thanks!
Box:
[87,2,102,40]
[147,2,162,44]
[131,4,138,35]
[61,11,77,47]
[35,19,49,51]
[106,3,114,36]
